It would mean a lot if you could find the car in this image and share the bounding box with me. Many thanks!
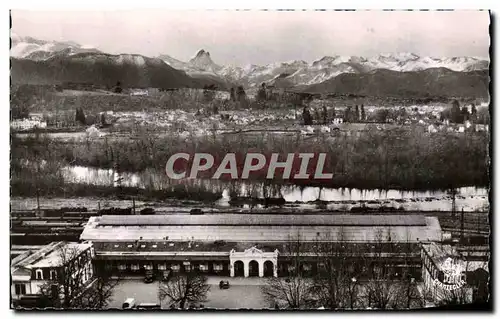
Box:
[144,270,154,283]
[122,298,136,309]
[219,280,230,289]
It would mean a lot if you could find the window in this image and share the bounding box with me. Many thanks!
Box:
[118,264,126,271]
[158,264,166,270]
[131,264,140,271]
[171,264,180,272]
[35,269,43,280]
[213,264,223,272]
[141,245,146,248]
[14,284,26,295]
[199,263,208,272]
[49,270,57,280]
[127,244,133,248]
[152,245,157,248]
[114,245,120,248]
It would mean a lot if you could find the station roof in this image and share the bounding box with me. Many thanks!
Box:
[95,214,428,227]
[81,214,441,243]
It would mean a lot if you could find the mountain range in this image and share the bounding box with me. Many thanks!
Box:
[10,33,490,98]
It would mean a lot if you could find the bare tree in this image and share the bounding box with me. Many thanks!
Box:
[261,233,313,309]
[77,262,121,309]
[391,228,425,309]
[310,228,361,309]
[38,243,96,308]
[158,272,210,309]
[364,229,401,309]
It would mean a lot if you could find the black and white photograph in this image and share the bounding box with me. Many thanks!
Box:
[8,8,491,311]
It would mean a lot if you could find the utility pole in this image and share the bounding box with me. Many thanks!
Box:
[460,208,465,245]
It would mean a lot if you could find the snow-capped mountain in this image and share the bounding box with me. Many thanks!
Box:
[11,34,489,93]
[10,32,101,60]
[158,50,489,88]
[188,50,222,73]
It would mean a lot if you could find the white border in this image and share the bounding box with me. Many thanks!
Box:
[2,1,497,319]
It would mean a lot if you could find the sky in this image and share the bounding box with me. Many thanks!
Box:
[11,10,490,66]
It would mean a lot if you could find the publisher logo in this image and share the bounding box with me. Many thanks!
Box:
[433,257,466,291]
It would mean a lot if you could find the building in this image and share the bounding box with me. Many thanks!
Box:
[80,214,442,279]
[333,117,344,125]
[10,118,47,131]
[11,241,94,306]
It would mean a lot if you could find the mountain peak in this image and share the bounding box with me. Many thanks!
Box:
[194,49,209,58]
[189,49,220,72]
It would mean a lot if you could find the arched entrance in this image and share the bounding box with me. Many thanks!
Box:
[263,260,274,277]
[234,261,244,277]
[248,260,259,277]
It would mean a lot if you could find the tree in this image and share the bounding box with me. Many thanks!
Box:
[344,106,352,123]
[257,83,267,102]
[322,105,328,124]
[355,105,360,122]
[471,104,477,117]
[392,230,425,309]
[77,261,121,309]
[310,228,362,309]
[314,108,321,124]
[75,108,86,125]
[302,107,313,125]
[262,234,313,309]
[364,229,403,309]
[236,86,248,108]
[38,243,117,309]
[203,84,217,102]
[374,108,390,123]
[10,86,31,120]
[114,81,122,94]
[230,87,236,102]
[461,106,470,122]
[450,100,463,123]
[158,272,210,309]
[360,104,366,121]
[476,106,490,125]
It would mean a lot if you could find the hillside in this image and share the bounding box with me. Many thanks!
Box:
[303,68,490,99]
[11,53,197,89]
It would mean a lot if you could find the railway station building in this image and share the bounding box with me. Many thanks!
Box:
[80,214,443,279]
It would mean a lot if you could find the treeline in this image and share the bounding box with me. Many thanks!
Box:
[11,127,490,191]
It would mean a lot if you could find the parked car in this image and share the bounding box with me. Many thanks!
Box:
[219,280,230,289]
[122,298,136,309]
[144,270,154,283]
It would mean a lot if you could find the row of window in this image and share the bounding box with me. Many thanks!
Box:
[113,263,224,272]
[35,269,57,281]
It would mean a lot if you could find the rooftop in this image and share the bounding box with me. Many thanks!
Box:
[12,242,92,269]
[81,214,441,243]
[94,214,428,226]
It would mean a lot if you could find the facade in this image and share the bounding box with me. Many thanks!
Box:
[333,117,344,124]
[81,214,442,279]
[11,241,94,305]
[10,118,47,131]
